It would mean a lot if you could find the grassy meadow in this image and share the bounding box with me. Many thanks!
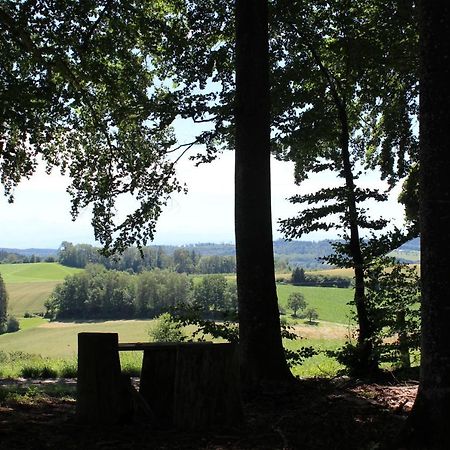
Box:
[0,263,356,378]
[0,263,82,316]
[0,262,83,283]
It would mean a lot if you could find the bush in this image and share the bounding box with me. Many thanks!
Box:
[6,316,20,333]
[20,365,58,379]
[59,362,77,378]
[148,313,186,342]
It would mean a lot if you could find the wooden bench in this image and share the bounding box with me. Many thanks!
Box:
[77,333,243,429]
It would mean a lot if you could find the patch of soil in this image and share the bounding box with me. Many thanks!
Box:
[0,377,418,450]
[291,321,351,339]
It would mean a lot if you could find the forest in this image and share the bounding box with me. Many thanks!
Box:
[1,0,449,448]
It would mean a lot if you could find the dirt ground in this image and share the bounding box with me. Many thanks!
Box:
[0,375,418,450]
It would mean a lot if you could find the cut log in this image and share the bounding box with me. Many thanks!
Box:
[77,332,133,424]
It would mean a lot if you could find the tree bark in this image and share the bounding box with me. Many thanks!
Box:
[235,0,292,386]
[340,114,377,377]
[401,1,450,447]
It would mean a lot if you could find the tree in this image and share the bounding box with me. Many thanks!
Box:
[291,267,306,284]
[275,0,418,376]
[304,308,319,325]
[235,0,292,384]
[364,257,420,370]
[0,1,182,252]
[0,273,8,334]
[1,0,291,384]
[287,292,306,317]
[401,2,450,447]
[194,274,228,316]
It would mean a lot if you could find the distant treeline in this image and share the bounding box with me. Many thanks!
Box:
[0,250,56,264]
[57,242,236,274]
[44,264,237,320]
[1,237,420,270]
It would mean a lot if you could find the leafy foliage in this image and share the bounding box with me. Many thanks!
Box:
[57,241,236,273]
[6,315,19,333]
[45,265,236,320]
[148,312,186,343]
[304,308,319,324]
[1,1,187,253]
[287,292,306,317]
[330,257,420,374]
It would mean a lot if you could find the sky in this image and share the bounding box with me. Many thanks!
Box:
[0,148,406,250]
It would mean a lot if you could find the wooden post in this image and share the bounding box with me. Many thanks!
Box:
[77,332,132,424]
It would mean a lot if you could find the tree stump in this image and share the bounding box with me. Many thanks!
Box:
[139,343,178,426]
[77,332,133,424]
[173,343,243,430]
[139,342,243,430]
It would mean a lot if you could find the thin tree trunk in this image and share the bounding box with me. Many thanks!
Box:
[340,124,377,376]
[307,40,377,376]
[235,0,292,386]
[401,1,450,447]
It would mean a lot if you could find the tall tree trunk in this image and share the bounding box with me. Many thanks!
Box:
[401,1,450,447]
[235,0,292,386]
[340,123,377,376]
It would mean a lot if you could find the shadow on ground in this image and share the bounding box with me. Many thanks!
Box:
[0,377,417,449]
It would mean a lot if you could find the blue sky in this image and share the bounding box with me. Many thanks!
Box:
[0,148,405,249]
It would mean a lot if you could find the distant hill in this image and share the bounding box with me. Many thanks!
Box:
[398,237,420,251]
[0,236,419,269]
[0,247,58,258]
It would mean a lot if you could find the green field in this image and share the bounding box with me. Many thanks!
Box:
[0,319,155,358]
[0,317,349,378]
[0,263,356,378]
[277,284,353,324]
[0,262,83,283]
[0,263,83,316]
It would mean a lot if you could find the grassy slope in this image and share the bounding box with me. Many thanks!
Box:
[0,264,355,377]
[1,263,83,316]
[6,282,60,316]
[0,262,82,283]
[277,284,354,324]
[0,319,154,358]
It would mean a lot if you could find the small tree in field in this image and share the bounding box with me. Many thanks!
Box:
[287,292,307,317]
[305,308,319,324]
[291,267,306,284]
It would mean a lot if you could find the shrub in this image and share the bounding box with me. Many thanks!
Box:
[59,362,77,378]
[20,365,58,379]
[148,313,186,342]
[6,316,20,333]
